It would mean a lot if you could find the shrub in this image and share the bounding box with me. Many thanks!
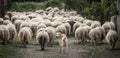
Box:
[10,2,46,12]
[45,0,65,9]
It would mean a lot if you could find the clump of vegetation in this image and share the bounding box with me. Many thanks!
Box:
[45,0,65,9]
[10,2,46,12]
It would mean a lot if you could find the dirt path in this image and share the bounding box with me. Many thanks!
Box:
[13,38,120,58]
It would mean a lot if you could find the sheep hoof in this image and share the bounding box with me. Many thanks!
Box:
[2,41,6,45]
[41,49,45,51]
[26,41,29,44]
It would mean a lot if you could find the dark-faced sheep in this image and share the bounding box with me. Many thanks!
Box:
[36,28,49,51]
[73,22,81,33]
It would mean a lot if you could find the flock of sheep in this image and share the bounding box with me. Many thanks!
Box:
[0,7,118,53]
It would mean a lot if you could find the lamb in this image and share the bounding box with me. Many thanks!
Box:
[75,27,88,43]
[7,23,17,43]
[56,24,67,35]
[56,32,68,54]
[36,28,49,51]
[0,18,3,25]
[18,27,32,47]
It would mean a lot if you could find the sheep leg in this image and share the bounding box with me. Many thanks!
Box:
[26,41,29,44]
[2,39,6,45]
[39,37,46,51]
[60,46,64,54]
[48,38,52,47]
[65,43,68,54]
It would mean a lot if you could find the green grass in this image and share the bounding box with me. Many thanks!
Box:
[0,37,22,58]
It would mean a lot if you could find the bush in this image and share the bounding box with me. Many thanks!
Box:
[45,0,65,9]
[9,0,118,23]
[9,2,46,12]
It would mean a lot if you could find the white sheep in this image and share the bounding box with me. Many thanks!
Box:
[37,23,47,30]
[52,22,63,28]
[102,22,115,33]
[64,23,71,36]
[106,30,118,49]
[4,15,10,20]
[14,19,24,33]
[56,24,67,35]
[46,27,56,46]
[75,27,88,43]
[11,15,18,23]
[3,20,12,25]
[0,18,3,25]
[43,19,52,26]
[91,21,101,28]
[20,21,30,29]
[18,27,32,47]
[95,27,105,43]
[7,23,17,43]
[0,25,9,45]
[89,28,101,45]
[29,22,38,37]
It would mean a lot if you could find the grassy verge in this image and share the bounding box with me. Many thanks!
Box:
[0,37,22,58]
